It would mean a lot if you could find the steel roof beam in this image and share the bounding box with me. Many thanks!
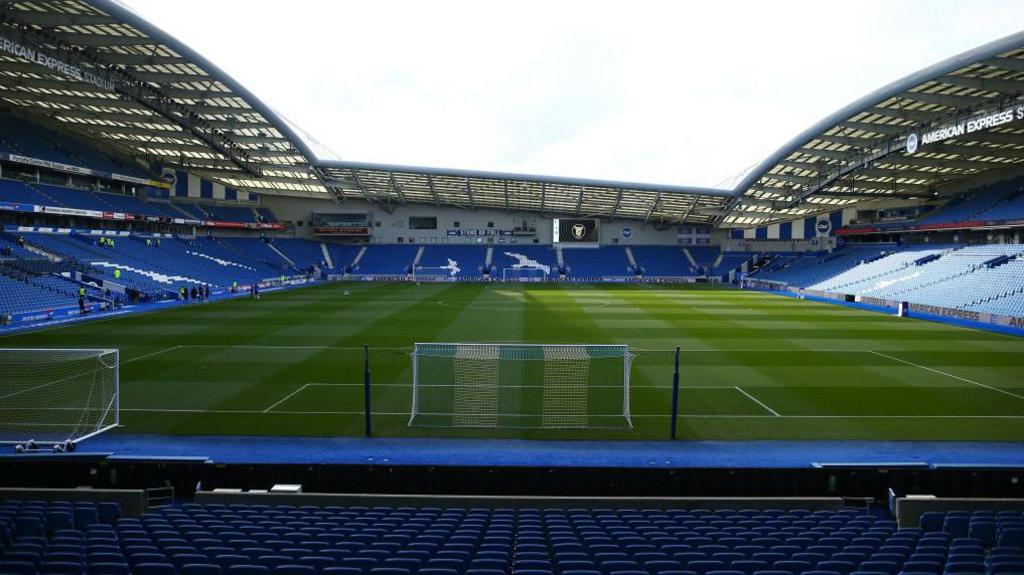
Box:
[937,74,1022,95]
[900,90,993,108]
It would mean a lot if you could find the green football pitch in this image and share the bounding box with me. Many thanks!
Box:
[3,282,1023,441]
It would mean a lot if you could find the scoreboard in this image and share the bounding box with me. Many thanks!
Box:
[553,218,599,243]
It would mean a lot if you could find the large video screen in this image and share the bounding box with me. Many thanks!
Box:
[553,218,599,243]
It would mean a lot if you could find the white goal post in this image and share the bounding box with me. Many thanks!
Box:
[0,348,119,447]
[500,267,548,282]
[409,342,632,429]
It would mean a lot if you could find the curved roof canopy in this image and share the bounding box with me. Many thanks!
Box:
[0,1,1021,226]
[0,0,325,195]
[725,31,1024,226]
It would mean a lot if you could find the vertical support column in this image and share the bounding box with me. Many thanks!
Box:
[670,346,680,440]
[364,345,372,437]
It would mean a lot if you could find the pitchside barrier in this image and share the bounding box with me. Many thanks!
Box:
[0,348,119,449]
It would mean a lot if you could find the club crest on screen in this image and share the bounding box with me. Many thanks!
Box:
[571,223,586,239]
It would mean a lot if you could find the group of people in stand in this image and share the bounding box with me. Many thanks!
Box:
[179,284,211,302]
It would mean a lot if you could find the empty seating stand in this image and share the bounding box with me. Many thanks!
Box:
[7,500,1020,575]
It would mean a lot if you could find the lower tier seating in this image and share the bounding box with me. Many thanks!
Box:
[1,499,1022,575]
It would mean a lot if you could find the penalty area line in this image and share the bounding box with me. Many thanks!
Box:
[734,386,781,417]
[869,350,1024,402]
[263,383,311,413]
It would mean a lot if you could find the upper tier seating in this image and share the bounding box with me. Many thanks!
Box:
[0,180,55,206]
[3,498,1022,575]
[417,245,487,279]
[171,204,210,221]
[0,179,254,222]
[562,247,632,278]
[919,177,1024,225]
[631,246,691,277]
[205,206,258,224]
[0,116,147,178]
[354,245,419,275]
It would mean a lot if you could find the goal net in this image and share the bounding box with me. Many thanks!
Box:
[411,266,458,282]
[501,267,548,282]
[409,343,632,429]
[0,348,119,446]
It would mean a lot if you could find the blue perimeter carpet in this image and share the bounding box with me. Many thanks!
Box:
[61,434,1024,468]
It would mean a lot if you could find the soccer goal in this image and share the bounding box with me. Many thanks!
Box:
[411,266,458,282]
[409,343,632,429]
[0,348,119,449]
[500,267,548,282]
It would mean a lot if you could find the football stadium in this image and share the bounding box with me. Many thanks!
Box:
[1,2,1024,575]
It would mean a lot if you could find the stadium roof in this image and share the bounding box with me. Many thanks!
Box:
[724,30,1024,226]
[0,0,326,195]
[0,2,1021,226]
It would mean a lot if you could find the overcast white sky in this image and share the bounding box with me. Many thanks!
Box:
[123,0,1024,189]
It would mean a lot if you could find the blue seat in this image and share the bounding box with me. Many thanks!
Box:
[40,563,84,575]
[272,567,315,575]
[322,569,366,575]
[0,561,38,575]
[901,561,941,574]
[96,504,121,525]
[226,567,270,575]
[967,522,996,546]
[180,565,222,575]
[255,557,290,570]
[942,562,984,574]
[991,562,1024,574]
[298,557,334,571]
[816,560,855,575]
[86,563,130,575]
[5,553,43,568]
[133,564,176,575]
[730,560,769,575]
[999,528,1024,548]
[15,517,45,539]
[73,507,98,528]
[687,561,726,575]
[772,561,811,575]
[942,517,969,539]
[919,513,945,533]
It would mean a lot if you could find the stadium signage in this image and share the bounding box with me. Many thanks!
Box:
[2,153,171,189]
[908,302,981,322]
[313,226,370,236]
[0,34,116,92]
[911,105,1024,150]
[446,229,512,237]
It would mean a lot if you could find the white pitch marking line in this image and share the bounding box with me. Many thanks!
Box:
[122,345,183,365]
[116,408,1024,418]
[263,383,311,413]
[870,350,1024,402]
[734,386,781,417]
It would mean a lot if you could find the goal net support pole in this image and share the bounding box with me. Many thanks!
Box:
[0,348,119,446]
[408,343,632,430]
